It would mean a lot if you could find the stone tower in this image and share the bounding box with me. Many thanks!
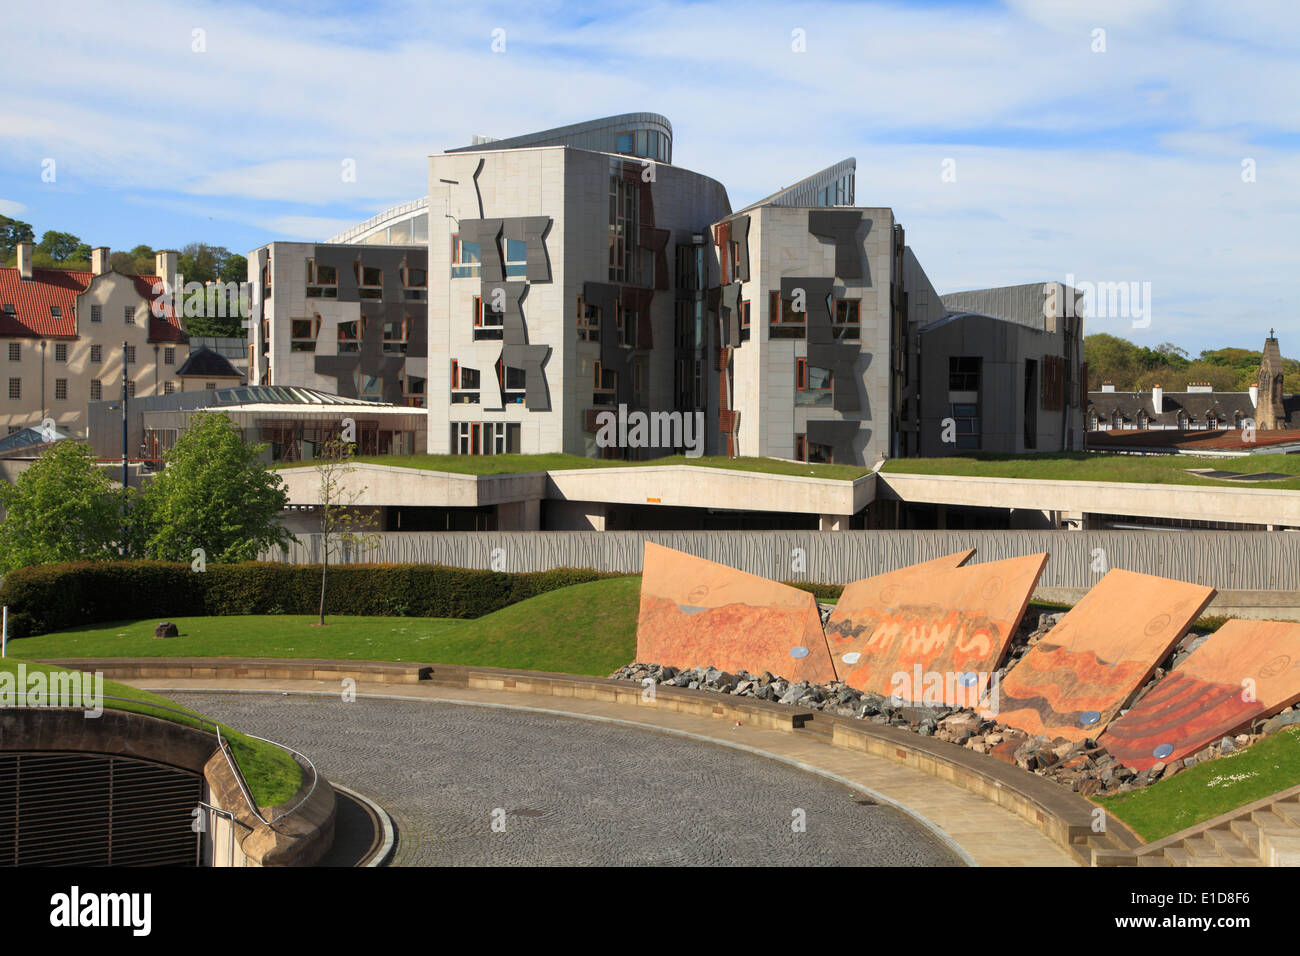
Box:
[1257,330,1285,430]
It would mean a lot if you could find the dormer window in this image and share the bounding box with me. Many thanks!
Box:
[50,305,61,317]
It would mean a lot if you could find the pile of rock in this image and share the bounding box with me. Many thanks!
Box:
[612,612,1281,798]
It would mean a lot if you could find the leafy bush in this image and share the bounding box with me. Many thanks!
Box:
[0,561,620,638]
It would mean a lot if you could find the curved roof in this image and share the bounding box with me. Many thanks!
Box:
[737,158,856,213]
[446,111,673,162]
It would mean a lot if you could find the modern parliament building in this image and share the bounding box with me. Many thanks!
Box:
[245,112,1087,466]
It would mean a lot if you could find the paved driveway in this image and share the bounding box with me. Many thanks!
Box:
[169,692,964,867]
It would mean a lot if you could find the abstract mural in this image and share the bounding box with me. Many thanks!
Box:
[1100,619,1300,770]
[635,542,836,683]
[824,553,1047,705]
[990,569,1216,742]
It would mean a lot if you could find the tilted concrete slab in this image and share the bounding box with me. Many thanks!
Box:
[1101,619,1300,770]
[825,553,1046,705]
[635,542,836,683]
[992,569,1216,742]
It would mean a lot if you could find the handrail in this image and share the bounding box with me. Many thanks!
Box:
[32,693,319,828]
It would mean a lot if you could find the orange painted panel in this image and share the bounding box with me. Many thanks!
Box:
[824,553,1046,705]
[635,542,836,683]
[824,549,975,644]
[1101,619,1300,770]
[991,569,1216,742]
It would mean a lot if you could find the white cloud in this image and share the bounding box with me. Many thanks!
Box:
[0,199,27,217]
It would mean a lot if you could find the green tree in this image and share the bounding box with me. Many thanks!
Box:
[135,412,293,563]
[219,252,247,286]
[0,442,123,574]
[36,230,83,262]
[0,215,34,262]
[312,438,379,625]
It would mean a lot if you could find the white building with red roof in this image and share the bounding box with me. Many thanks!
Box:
[0,242,189,438]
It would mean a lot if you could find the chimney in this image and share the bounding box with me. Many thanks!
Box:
[1250,384,1259,408]
[1101,381,1115,393]
[91,246,110,276]
[154,250,179,288]
[16,241,33,280]
[1152,384,1163,415]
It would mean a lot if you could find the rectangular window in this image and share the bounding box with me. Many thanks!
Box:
[55,378,68,400]
[163,381,175,395]
[91,304,102,323]
[50,305,61,318]
[305,258,338,298]
[807,441,834,464]
[608,175,638,283]
[795,359,834,406]
[382,317,410,354]
[125,346,136,364]
[577,296,601,342]
[451,421,520,456]
[338,319,362,353]
[291,317,320,352]
[451,234,482,278]
[402,371,425,408]
[593,360,617,405]
[126,380,135,398]
[834,299,861,340]
[497,358,526,404]
[124,306,135,325]
[90,379,102,401]
[948,401,981,450]
[404,265,427,288]
[90,344,102,363]
[769,290,806,339]
[164,346,175,365]
[54,343,67,362]
[739,300,751,343]
[795,433,807,462]
[503,238,527,278]
[473,296,504,340]
[949,356,981,393]
[7,343,18,361]
[8,377,20,399]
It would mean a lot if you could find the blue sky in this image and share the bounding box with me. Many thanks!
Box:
[3,0,1298,355]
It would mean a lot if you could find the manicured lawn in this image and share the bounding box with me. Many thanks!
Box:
[12,576,643,678]
[882,452,1300,490]
[0,660,302,806]
[1097,725,1300,842]
[277,452,870,482]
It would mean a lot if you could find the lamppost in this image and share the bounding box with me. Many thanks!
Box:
[121,340,129,549]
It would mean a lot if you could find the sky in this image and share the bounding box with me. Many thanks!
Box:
[2,0,1298,356]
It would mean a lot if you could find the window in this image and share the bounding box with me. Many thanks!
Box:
[593,360,617,405]
[497,358,526,404]
[577,297,601,342]
[834,299,861,340]
[739,300,751,343]
[404,265,427,288]
[795,434,807,461]
[54,343,67,362]
[124,306,135,325]
[338,320,362,353]
[291,317,320,352]
[615,300,633,348]
[353,369,383,399]
[609,175,638,283]
[795,358,833,406]
[164,346,175,365]
[90,344,102,363]
[948,402,980,449]
[807,441,834,464]
[126,380,136,398]
[451,421,520,456]
[91,305,102,323]
[451,360,482,404]
[473,296,504,340]
[354,263,383,299]
[8,377,20,399]
[401,370,425,408]
[125,346,136,364]
[163,381,175,395]
[206,382,216,390]
[305,259,338,299]
[451,235,482,278]
[949,356,981,393]
[7,343,18,361]
[502,238,527,278]
[382,317,410,354]
[769,290,806,339]
[3,304,15,318]
[90,379,102,401]
[50,305,61,318]
[55,378,68,400]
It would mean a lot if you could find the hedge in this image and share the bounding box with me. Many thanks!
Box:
[0,561,621,639]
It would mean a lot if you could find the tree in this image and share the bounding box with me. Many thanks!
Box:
[36,230,83,262]
[219,253,248,286]
[0,215,34,262]
[312,438,379,625]
[0,442,123,574]
[135,412,293,563]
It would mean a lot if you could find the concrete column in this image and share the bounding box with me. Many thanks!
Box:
[818,513,849,531]
[496,498,541,530]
